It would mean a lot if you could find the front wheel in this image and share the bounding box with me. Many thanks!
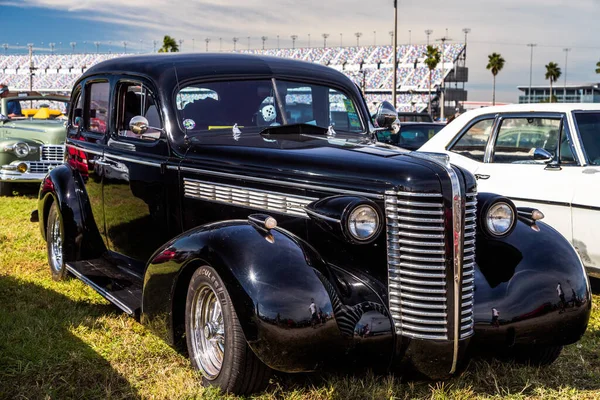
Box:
[185,265,271,394]
[0,182,12,196]
[46,202,68,281]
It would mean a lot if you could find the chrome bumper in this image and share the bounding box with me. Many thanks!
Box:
[0,161,61,183]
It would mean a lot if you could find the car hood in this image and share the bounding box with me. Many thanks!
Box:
[0,119,67,145]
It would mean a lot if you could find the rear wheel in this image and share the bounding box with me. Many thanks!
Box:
[185,265,271,394]
[0,182,12,196]
[46,202,68,281]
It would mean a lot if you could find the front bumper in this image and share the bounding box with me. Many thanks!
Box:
[0,161,61,183]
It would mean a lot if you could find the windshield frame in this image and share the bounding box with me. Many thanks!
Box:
[572,110,600,166]
[172,77,368,136]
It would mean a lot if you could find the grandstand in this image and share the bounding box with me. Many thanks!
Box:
[0,44,468,115]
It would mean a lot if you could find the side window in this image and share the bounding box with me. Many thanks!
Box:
[87,81,110,134]
[116,82,162,140]
[492,117,561,164]
[450,119,494,161]
[70,86,84,129]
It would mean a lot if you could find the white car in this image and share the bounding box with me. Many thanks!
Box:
[419,103,600,277]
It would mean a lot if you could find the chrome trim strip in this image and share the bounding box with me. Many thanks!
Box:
[4,125,46,133]
[104,154,162,168]
[304,208,341,223]
[409,152,463,375]
[65,143,103,156]
[183,178,318,218]
[65,264,135,315]
[180,166,384,199]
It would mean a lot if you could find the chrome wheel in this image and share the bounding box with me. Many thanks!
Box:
[49,211,63,273]
[190,283,225,380]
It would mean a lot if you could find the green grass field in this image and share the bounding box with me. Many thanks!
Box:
[1,190,599,399]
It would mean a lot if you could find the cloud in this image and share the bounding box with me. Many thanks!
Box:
[3,0,600,102]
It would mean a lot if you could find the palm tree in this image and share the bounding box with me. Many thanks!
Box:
[158,35,179,53]
[424,45,441,117]
[545,62,561,103]
[595,61,600,74]
[486,53,505,106]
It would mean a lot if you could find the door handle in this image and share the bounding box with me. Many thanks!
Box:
[475,174,490,180]
[94,159,110,167]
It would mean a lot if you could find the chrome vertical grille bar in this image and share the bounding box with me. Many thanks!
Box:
[460,191,477,339]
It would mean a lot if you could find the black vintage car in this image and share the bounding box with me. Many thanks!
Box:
[35,53,591,394]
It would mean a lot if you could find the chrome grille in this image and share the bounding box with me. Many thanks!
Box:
[385,190,449,340]
[41,145,65,162]
[461,191,477,339]
[29,161,60,174]
[183,178,317,218]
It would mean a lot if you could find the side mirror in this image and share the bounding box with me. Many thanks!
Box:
[0,114,9,122]
[531,147,553,162]
[374,101,400,133]
[130,115,149,135]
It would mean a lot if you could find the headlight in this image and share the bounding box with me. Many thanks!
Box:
[486,202,515,236]
[347,205,380,241]
[13,142,30,158]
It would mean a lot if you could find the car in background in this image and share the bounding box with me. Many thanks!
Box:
[419,103,600,277]
[0,92,69,195]
[397,111,434,123]
[376,122,445,150]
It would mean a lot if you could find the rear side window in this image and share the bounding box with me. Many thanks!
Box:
[492,117,561,164]
[87,81,110,134]
[450,119,494,161]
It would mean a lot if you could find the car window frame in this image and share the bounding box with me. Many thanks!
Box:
[110,75,166,147]
[446,113,497,162]
[80,77,112,141]
[571,110,600,167]
[488,112,580,166]
[172,76,368,136]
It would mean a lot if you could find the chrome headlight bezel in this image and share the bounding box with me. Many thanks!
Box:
[482,200,516,238]
[13,142,30,158]
[345,203,382,243]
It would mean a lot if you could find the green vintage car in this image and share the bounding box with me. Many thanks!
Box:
[0,92,69,196]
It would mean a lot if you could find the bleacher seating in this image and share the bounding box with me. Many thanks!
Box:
[0,44,464,113]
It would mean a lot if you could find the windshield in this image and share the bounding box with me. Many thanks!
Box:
[573,112,600,165]
[176,79,364,135]
[376,124,443,150]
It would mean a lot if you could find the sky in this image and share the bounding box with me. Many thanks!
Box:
[1,0,600,103]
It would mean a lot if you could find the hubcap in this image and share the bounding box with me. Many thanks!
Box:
[190,282,224,380]
[49,212,63,273]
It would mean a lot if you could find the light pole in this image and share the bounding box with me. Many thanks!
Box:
[408,30,411,46]
[178,40,183,52]
[373,30,376,46]
[153,40,158,53]
[277,35,280,49]
[322,33,329,48]
[389,31,393,46]
[83,40,87,54]
[122,41,127,53]
[261,36,268,50]
[291,35,298,49]
[233,37,239,51]
[70,41,77,54]
[563,48,571,103]
[205,38,210,52]
[436,36,451,120]
[50,42,56,55]
[425,29,433,46]
[308,33,311,47]
[462,28,471,58]
[94,41,99,54]
[247,36,251,50]
[392,0,398,108]
[2,43,7,55]
[107,41,111,54]
[219,38,222,52]
[139,39,143,53]
[340,33,343,47]
[192,38,195,52]
[354,32,362,47]
[527,43,537,103]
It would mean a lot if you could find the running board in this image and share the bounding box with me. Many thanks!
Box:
[65,258,143,317]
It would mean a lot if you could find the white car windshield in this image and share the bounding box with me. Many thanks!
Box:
[573,112,600,165]
[175,79,364,135]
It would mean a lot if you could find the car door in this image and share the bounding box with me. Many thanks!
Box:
[570,111,600,273]
[473,113,577,241]
[65,79,111,250]
[101,78,172,272]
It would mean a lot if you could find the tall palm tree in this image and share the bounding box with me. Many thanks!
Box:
[424,45,441,117]
[595,61,600,74]
[545,62,561,103]
[158,35,179,53]
[486,53,505,106]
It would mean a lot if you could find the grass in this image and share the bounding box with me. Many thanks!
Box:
[1,188,599,399]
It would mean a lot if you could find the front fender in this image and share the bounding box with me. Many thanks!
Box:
[473,220,591,348]
[143,221,358,372]
[37,163,104,260]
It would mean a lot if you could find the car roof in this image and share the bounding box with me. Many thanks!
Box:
[81,52,356,89]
